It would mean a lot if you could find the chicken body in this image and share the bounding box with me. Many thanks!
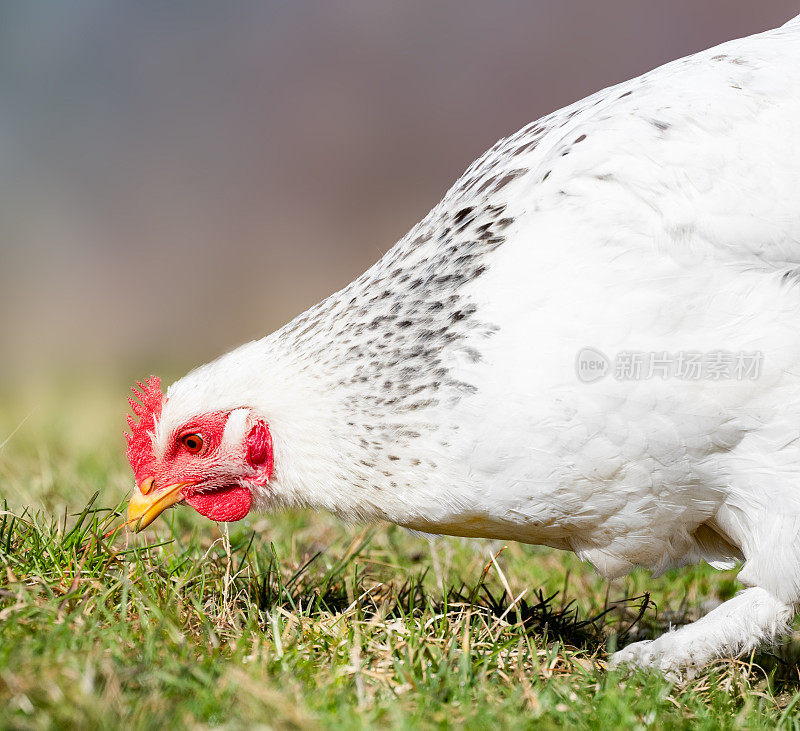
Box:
[131,16,800,675]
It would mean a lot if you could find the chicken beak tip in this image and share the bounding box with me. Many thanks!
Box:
[126,481,186,531]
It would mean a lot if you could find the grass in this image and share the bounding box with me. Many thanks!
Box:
[2,380,800,728]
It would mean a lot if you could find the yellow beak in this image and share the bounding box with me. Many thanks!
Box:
[126,477,188,531]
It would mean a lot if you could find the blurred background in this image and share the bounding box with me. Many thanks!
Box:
[1,1,797,382]
[0,3,798,509]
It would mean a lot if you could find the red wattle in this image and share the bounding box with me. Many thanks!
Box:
[184,485,252,523]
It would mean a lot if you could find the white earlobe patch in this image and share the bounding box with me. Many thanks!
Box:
[222,408,250,448]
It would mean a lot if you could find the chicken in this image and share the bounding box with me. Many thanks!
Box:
[125,14,800,676]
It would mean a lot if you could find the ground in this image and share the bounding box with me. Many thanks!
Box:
[1,378,799,729]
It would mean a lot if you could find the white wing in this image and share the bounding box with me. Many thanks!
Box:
[434,16,800,271]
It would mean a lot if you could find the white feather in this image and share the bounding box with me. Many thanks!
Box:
[156,14,800,675]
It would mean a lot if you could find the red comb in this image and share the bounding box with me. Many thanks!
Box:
[125,375,164,481]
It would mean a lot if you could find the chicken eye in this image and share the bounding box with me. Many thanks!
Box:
[181,434,203,453]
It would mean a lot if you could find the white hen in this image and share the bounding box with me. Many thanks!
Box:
[126,15,800,675]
